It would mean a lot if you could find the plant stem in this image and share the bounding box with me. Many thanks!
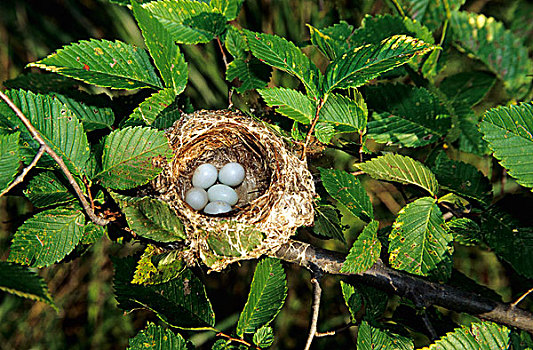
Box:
[301,96,327,160]
[216,332,259,349]
[0,145,45,198]
[0,90,109,226]
[304,266,323,350]
[315,322,355,337]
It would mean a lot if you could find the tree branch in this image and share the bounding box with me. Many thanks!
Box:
[273,240,533,333]
[0,145,45,198]
[0,90,109,226]
[304,266,323,350]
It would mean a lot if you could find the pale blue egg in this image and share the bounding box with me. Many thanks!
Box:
[192,164,218,189]
[204,201,232,215]
[207,184,239,206]
[185,187,208,210]
[219,162,245,187]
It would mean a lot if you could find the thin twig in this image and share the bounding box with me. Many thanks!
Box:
[301,97,327,160]
[512,287,533,308]
[304,266,323,350]
[216,332,259,349]
[315,322,355,337]
[216,36,229,69]
[0,91,109,226]
[419,309,438,340]
[0,145,45,198]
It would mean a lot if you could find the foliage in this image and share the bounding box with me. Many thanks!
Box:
[1,0,532,348]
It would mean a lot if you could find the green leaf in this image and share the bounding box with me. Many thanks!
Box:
[253,325,274,349]
[421,321,509,350]
[245,31,322,99]
[319,92,367,133]
[405,0,466,32]
[227,58,272,93]
[205,222,264,259]
[0,261,55,309]
[458,118,488,156]
[114,257,215,329]
[0,132,20,193]
[112,193,185,242]
[210,0,244,21]
[431,152,492,204]
[308,21,354,60]
[54,93,115,132]
[357,154,439,196]
[127,322,192,350]
[128,88,177,125]
[24,172,75,208]
[450,11,532,98]
[319,168,373,222]
[389,197,453,276]
[323,35,435,93]
[366,84,451,148]
[8,208,85,267]
[236,258,287,337]
[132,245,185,285]
[481,208,533,279]
[97,126,172,190]
[142,0,227,44]
[81,223,106,245]
[3,72,79,95]
[448,218,482,246]
[439,71,496,111]
[341,220,380,274]
[225,27,248,59]
[480,102,533,189]
[258,87,314,125]
[28,39,163,90]
[357,321,414,350]
[2,90,91,176]
[340,281,362,322]
[313,204,345,242]
[131,0,188,94]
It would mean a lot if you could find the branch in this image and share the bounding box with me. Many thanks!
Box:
[0,145,45,197]
[0,90,109,226]
[273,240,533,333]
[304,266,323,350]
[301,97,327,160]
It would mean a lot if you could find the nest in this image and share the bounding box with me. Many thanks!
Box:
[153,110,315,271]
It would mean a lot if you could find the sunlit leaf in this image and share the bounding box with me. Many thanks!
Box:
[258,87,314,124]
[405,0,466,31]
[127,322,192,350]
[227,58,272,93]
[421,321,509,350]
[253,325,274,349]
[128,88,177,126]
[319,92,367,132]
[210,0,244,21]
[357,320,414,350]
[313,204,345,242]
[54,92,115,132]
[24,172,75,208]
[308,21,354,60]
[0,132,20,193]
[341,220,380,274]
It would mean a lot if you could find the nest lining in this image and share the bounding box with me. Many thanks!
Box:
[153,109,315,271]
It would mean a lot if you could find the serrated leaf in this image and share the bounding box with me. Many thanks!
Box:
[0,261,56,309]
[227,58,271,93]
[127,322,192,350]
[205,222,264,259]
[314,122,335,144]
[132,245,185,285]
[112,193,185,242]
[366,84,450,148]
[81,223,106,245]
[319,93,367,132]
[421,321,509,350]
[258,87,314,124]
[225,27,248,59]
[389,197,452,276]
[308,21,354,60]
[3,72,79,95]
[341,220,380,274]
[357,154,439,196]
[132,1,188,94]
[28,39,163,90]
[114,257,215,329]
[313,204,345,242]
[458,118,488,156]
[450,11,532,98]
[0,132,20,193]
[431,152,492,204]
[210,0,243,21]
[236,258,287,337]
[142,0,226,44]
[448,218,482,246]
[340,281,362,322]
[406,0,466,32]
[24,172,75,208]
[8,208,85,267]
[128,88,177,125]
[319,168,373,222]
[2,90,91,176]
[245,31,322,99]
[440,71,496,112]
[357,320,414,350]
[97,126,172,190]
[323,35,435,93]
[480,102,533,189]
[54,93,115,132]
[481,208,533,279]
[253,325,274,348]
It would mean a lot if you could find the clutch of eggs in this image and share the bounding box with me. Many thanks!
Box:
[185,162,245,214]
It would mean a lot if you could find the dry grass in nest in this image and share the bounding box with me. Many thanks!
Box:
[153,109,315,271]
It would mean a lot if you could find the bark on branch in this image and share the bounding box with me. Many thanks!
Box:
[273,239,533,333]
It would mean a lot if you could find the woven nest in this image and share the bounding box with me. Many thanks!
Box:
[153,109,315,271]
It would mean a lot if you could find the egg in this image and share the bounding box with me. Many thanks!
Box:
[192,164,218,189]
[219,162,245,187]
[207,184,239,206]
[184,187,208,210]
[204,201,232,215]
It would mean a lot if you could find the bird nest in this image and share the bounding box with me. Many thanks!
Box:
[153,109,315,271]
